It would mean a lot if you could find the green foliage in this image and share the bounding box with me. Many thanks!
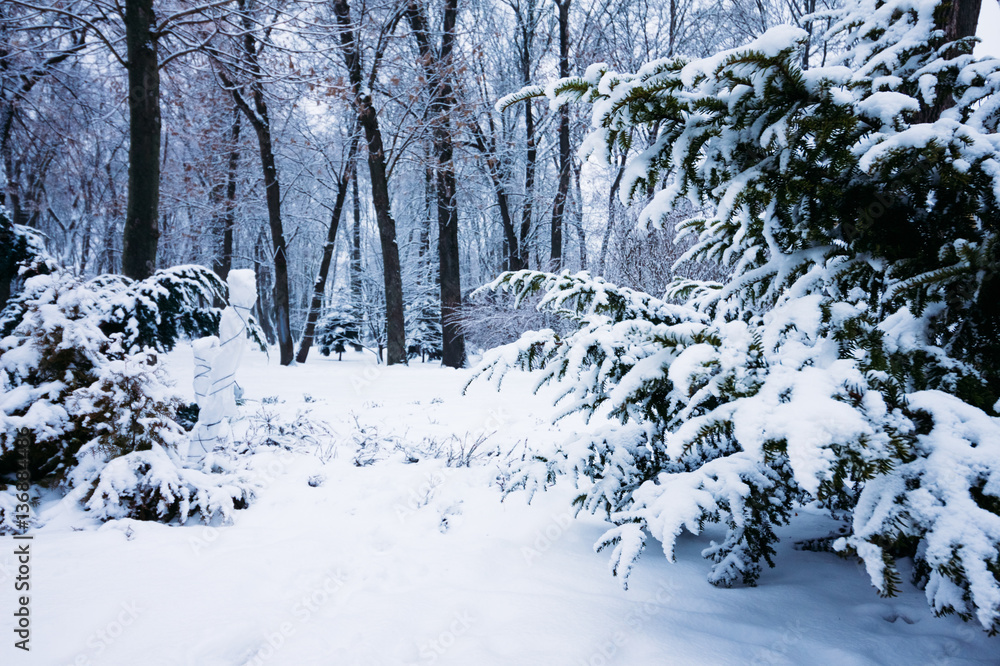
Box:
[90,265,227,352]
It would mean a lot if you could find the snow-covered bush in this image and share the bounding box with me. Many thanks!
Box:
[1,271,122,483]
[82,445,252,524]
[69,350,187,461]
[0,266,257,529]
[1,263,232,350]
[67,352,253,524]
[0,208,55,314]
[480,0,1000,633]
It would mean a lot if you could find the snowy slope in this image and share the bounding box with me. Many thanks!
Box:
[1,346,997,665]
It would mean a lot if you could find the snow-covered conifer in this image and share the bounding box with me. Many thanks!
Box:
[406,290,443,362]
[317,292,362,360]
[478,0,1000,632]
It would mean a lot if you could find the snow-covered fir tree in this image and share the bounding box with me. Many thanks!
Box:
[317,292,362,360]
[406,290,443,362]
[478,0,1000,633]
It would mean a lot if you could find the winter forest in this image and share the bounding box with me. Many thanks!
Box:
[2,0,1000,662]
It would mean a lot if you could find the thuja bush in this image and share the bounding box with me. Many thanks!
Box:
[479,0,1000,633]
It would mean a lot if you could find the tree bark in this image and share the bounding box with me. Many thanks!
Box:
[521,104,536,271]
[350,158,363,305]
[253,240,277,345]
[598,157,626,276]
[915,0,983,122]
[333,0,407,365]
[406,0,466,368]
[573,159,586,270]
[215,107,240,283]
[122,0,161,280]
[550,0,571,271]
[470,117,520,271]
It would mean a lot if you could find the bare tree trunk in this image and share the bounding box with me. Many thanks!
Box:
[407,0,465,368]
[521,101,536,270]
[296,134,359,364]
[253,120,295,366]
[573,159,586,270]
[470,118,519,271]
[333,0,407,365]
[217,3,295,365]
[598,157,626,276]
[351,159,363,304]
[360,100,407,365]
[215,107,240,282]
[422,141,434,266]
[550,0,571,271]
[254,233,277,345]
[122,0,161,280]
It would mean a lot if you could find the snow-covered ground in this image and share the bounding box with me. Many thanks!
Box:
[2,346,997,665]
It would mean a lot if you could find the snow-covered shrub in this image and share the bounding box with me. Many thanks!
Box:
[82,445,252,524]
[0,207,55,315]
[68,350,187,461]
[0,262,249,350]
[481,0,1000,633]
[0,267,256,526]
[1,272,119,482]
[0,488,29,535]
[67,353,253,524]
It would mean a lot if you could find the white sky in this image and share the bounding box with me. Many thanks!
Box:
[975,0,1000,57]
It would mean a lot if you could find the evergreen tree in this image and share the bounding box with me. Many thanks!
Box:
[478,0,1000,632]
[406,290,443,362]
[317,293,361,360]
